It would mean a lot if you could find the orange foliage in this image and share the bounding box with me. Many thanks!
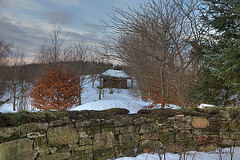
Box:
[144,80,180,109]
[30,68,82,110]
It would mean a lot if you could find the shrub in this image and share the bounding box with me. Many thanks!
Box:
[30,68,81,110]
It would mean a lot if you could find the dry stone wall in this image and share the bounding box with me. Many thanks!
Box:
[0,108,240,160]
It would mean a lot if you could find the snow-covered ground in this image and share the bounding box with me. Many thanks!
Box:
[0,75,180,114]
[114,147,240,160]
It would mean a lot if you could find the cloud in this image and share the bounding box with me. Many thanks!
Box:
[80,23,102,37]
[0,0,43,11]
[66,30,101,44]
[81,23,101,31]
[0,20,45,57]
[46,0,80,6]
[41,10,78,25]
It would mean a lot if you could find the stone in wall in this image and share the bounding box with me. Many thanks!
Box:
[47,125,78,146]
[165,144,183,153]
[229,120,240,131]
[119,133,139,148]
[193,135,219,145]
[219,130,240,139]
[140,132,159,140]
[198,144,217,152]
[0,138,37,160]
[0,126,20,142]
[159,132,175,145]
[140,140,163,149]
[79,137,93,146]
[118,125,139,134]
[175,130,193,141]
[93,131,115,150]
[114,115,133,126]
[43,152,71,160]
[72,148,93,160]
[192,117,210,129]
[139,122,156,133]
[93,148,115,160]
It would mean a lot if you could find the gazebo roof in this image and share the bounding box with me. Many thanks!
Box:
[101,69,130,79]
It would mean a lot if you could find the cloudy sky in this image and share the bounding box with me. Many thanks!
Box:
[0,0,144,62]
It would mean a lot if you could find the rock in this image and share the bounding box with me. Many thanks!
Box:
[36,123,49,131]
[19,123,38,135]
[49,120,65,127]
[0,127,20,142]
[229,120,240,131]
[219,130,240,139]
[0,138,37,160]
[175,130,193,140]
[114,116,133,126]
[47,125,78,146]
[159,132,175,145]
[140,140,163,149]
[165,144,183,153]
[79,137,93,146]
[133,117,145,124]
[118,133,139,148]
[198,144,217,152]
[173,123,192,130]
[27,132,46,139]
[45,152,71,160]
[75,120,91,128]
[139,123,156,133]
[79,131,88,138]
[72,147,93,159]
[192,117,210,128]
[93,131,115,150]
[140,132,159,140]
[119,125,139,134]
[93,148,115,160]
[49,147,57,154]
[194,135,218,144]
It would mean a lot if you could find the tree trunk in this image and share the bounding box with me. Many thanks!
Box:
[13,82,16,111]
[99,75,102,100]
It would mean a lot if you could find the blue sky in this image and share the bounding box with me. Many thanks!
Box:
[0,0,145,62]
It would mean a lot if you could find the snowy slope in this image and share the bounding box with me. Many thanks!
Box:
[0,75,180,113]
[0,76,149,113]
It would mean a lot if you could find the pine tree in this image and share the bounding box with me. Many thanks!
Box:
[198,0,240,104]
[30,68,82,110]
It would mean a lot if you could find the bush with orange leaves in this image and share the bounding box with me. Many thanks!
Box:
[144,79,180,109]
[30,68,82,110]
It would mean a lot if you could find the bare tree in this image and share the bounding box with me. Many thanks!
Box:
[8,50,25,111]
[36,19,69,65]
[102,0,201,107]
[0,39,12,99]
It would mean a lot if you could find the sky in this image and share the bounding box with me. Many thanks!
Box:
[0,0,145,62]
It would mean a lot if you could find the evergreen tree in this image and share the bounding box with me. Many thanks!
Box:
[194,0,240,105]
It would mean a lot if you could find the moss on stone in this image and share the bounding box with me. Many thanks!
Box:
[159,132,175,145]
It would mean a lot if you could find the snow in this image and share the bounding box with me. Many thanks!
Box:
[0,103,18,113]
[101,69,130,78]
[114,147,240,160]
[0,75,149,113]
[198,103,216,109]
[71,100,147,114]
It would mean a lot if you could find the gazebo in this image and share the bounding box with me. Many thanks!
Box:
[100,69,131,89]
